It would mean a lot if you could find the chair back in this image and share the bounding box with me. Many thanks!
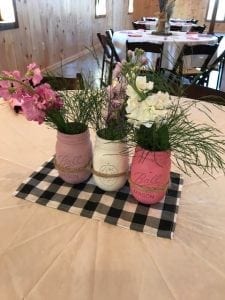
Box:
[170,25,182,31]
[192,19,199,24]
[132,22,146,30]
[105,29,114,40]
[190,24,206,33]
[174,43,219,75]
[183,84,225,105]
[194,49,225,88]
[42,73,84,90]
[126,41,164,71]
[97,32,120,87]
[97,32,112,59]
[145,17,156,21]
[97,32,120,61]
[185,19,193,23]
[215,35,224,44]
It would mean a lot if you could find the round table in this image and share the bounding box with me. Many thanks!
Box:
[112,30,218,70]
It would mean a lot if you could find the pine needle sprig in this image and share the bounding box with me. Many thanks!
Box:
[166,102,225,177]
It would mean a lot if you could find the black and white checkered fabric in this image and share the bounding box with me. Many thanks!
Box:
[14,158,183,239]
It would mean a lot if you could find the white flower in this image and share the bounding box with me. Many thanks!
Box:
[126,90,170,128]
[126,96,139,114]
[139,102,163,125]
[136,76,154,91]
[145,91,171,109]
[126,85,139,101]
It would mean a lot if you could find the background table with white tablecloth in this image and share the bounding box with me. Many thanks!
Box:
[112,30,218,70]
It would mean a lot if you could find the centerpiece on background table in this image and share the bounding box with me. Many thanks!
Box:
[117,48,225,204]
[152,0,176,36]
[0,63,106,184]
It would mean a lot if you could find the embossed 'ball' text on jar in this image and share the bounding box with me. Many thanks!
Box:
[129,147,171,204]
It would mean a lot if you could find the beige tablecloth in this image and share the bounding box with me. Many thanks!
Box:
[1,100,225,300]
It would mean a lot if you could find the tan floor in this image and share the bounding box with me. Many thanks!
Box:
[53,47,102,87]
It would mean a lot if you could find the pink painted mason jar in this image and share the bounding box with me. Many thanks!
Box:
[55,129,92,184]
[129,147,171,204]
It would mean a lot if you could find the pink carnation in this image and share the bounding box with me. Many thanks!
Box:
[0,85,14,100]
[26,63,43,86]
[0,63,64,125]
[22,94,46,124]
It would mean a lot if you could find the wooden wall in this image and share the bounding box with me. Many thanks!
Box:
[173,0,225,32]
[1,0,225,73]
[133,0,159,21]
[0,0,134,72]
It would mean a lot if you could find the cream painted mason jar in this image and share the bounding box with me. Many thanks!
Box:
[93,134,129,191]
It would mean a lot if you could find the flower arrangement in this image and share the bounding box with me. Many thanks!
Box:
[95,71,129,141]
[0,62,110,185]
[0,63,106,134]
[117,48,225,177]
[155,0,176,34]
[1,55,225,190]
[0,63,62,121]
[159,0,176,21]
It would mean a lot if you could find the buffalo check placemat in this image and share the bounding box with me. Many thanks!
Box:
[14,158,183,239]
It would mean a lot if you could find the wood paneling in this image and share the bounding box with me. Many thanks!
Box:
[133,0,159,21]
[0,0,133,72]
[173,0,225,33]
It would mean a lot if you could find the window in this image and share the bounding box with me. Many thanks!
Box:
[0,0,18,30]
[206,0,225,21]
[95,0,106,18]
[128,0,134,14]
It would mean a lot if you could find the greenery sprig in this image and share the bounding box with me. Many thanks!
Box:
[46,89,107,134]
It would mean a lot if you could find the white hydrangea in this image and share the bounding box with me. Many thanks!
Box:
[145,91,171,109]
[136,76,154,91]
[126,90,171,128]
[126,85,138,99]
[126,96,139,114]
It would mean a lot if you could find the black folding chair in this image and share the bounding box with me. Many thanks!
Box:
[42,73,84,90]
[183,84,225,105]
[145,17,157,21]
[191,19,199,24]
[194,49,225,89]
[190,24,206,33]
[126,41,164,71]
[105,28,114,40]
[132,22,146,30]
[173,43,219,85]
[97,32,121,87]
[170,25,182,32]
